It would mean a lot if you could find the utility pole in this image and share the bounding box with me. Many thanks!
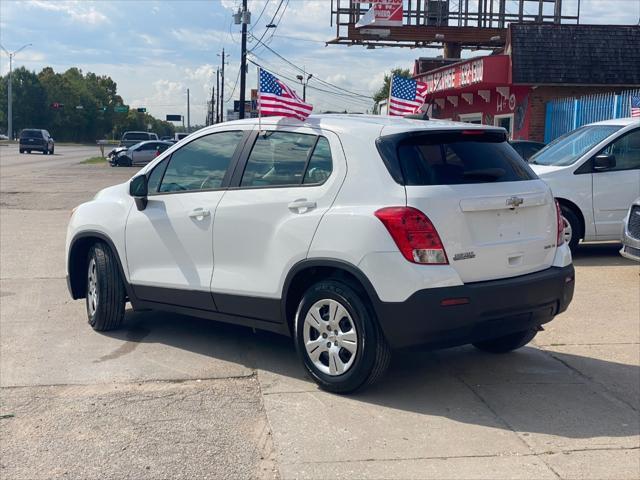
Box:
[218,49,228,122]
[210,84,215,125]
[237,0,250,120]
[0,43,32,140]
[186,88,191,133]
[216,68,220,123]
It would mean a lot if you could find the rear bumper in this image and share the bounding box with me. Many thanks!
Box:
[375,265,575,349]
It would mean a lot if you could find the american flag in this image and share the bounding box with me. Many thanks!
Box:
[258,69,313,121]
[389,75,429,116]
[631,94,640,118]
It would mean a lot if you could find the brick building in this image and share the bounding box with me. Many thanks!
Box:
[413,24,640,141]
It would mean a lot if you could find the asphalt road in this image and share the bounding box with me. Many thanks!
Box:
[1,145,638,479]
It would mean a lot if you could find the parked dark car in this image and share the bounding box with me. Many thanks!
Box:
[509,140,546,161]
[19,129,54,154]
[110,140,172,167]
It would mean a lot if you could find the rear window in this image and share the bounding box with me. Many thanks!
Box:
[20,130,42,139]
[123,132,150,141]
[378,130,536,186]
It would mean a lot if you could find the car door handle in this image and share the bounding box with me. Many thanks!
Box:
[288,199,316,213]
[188,208,211,219]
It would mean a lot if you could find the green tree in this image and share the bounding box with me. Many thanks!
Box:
[0,66,172,141]
[373,68,412,104]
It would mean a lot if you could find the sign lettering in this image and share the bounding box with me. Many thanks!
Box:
[424,59,484,94]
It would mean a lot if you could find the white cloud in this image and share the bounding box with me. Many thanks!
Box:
[170,28,227,50]
[27,0,110,25]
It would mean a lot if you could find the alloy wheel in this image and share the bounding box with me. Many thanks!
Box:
[562,215,572,245]
[87,257,98,316]
[303,298,358,376]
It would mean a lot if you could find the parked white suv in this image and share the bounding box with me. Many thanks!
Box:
[66,115,574,393]
[529,118,640,250]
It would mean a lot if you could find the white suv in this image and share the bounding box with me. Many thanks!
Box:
[66,115,575,393]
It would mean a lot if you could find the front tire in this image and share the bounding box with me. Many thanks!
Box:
[473,328,538,353]
[294,279,390,393]
[560,205,581,251]
[86,243,126,331]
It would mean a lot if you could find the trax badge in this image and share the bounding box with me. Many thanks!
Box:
[453,251,476,261]
[506,196,524,208]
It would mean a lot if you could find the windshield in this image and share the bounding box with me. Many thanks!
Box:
[128,142,145,151]
[530,125,622,166]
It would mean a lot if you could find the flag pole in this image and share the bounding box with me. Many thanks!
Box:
[387,74,393,116]
[257,66,262,134]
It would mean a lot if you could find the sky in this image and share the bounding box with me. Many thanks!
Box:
[1,0,638,125]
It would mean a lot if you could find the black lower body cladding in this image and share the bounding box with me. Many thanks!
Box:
[375,265,575,349]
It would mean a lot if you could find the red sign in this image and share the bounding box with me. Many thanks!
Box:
[374,0,402,26]
[355,0,403,27]
[420,56,510,94]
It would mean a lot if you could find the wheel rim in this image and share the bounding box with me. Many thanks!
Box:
[562,215,572,245]
[87,258,98,316]
[303,299,358,376]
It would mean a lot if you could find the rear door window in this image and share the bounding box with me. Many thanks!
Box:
[385,131,536,185]
[240,132,319,187]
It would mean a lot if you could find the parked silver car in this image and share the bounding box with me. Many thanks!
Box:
[110,141,172,167]
[620,198,640,261]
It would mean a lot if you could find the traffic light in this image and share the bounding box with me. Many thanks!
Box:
[100,106,108,112]
[51,102,64,110]
[137,107,147,113]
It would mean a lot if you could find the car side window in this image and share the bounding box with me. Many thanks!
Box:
[147,158,168,193]
[599,129,640,171]
[158,131,244,193]
[303,137,333,184]
[240,132,317,187]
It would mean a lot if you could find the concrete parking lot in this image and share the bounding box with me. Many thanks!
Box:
[1,144,638,479]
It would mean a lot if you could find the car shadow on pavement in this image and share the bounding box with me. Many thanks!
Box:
[572,242,636,267]
[101,307,639,441]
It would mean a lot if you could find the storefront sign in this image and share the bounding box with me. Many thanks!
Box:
[424,59,484,93]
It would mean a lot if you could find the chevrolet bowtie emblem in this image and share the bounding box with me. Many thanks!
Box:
[506,196,524,208]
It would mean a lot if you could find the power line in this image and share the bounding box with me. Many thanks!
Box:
[263,0,289,46]
[249,0,270,33]
[249,35,373,100]
[249,0,284,50]
[248,57,373,109]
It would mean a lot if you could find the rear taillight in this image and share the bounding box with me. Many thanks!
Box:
[375,207,448,264]
[555,200,565,246]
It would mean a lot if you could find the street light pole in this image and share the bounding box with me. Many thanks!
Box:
[0,43,32,140]
[296,71,313,102]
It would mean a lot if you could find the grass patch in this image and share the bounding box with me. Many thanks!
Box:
[81,156,107,165]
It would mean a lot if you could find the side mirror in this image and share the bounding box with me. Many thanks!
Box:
[594,153,616,171]
[129,174,148,210]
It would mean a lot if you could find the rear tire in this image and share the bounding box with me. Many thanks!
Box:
[473,328,538,353]
[42,148,47,155]
[19,149,24,154]
[86,243,126,331]
[294,279,391,393]
[560,205,581,252]
[50,146,54,154]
